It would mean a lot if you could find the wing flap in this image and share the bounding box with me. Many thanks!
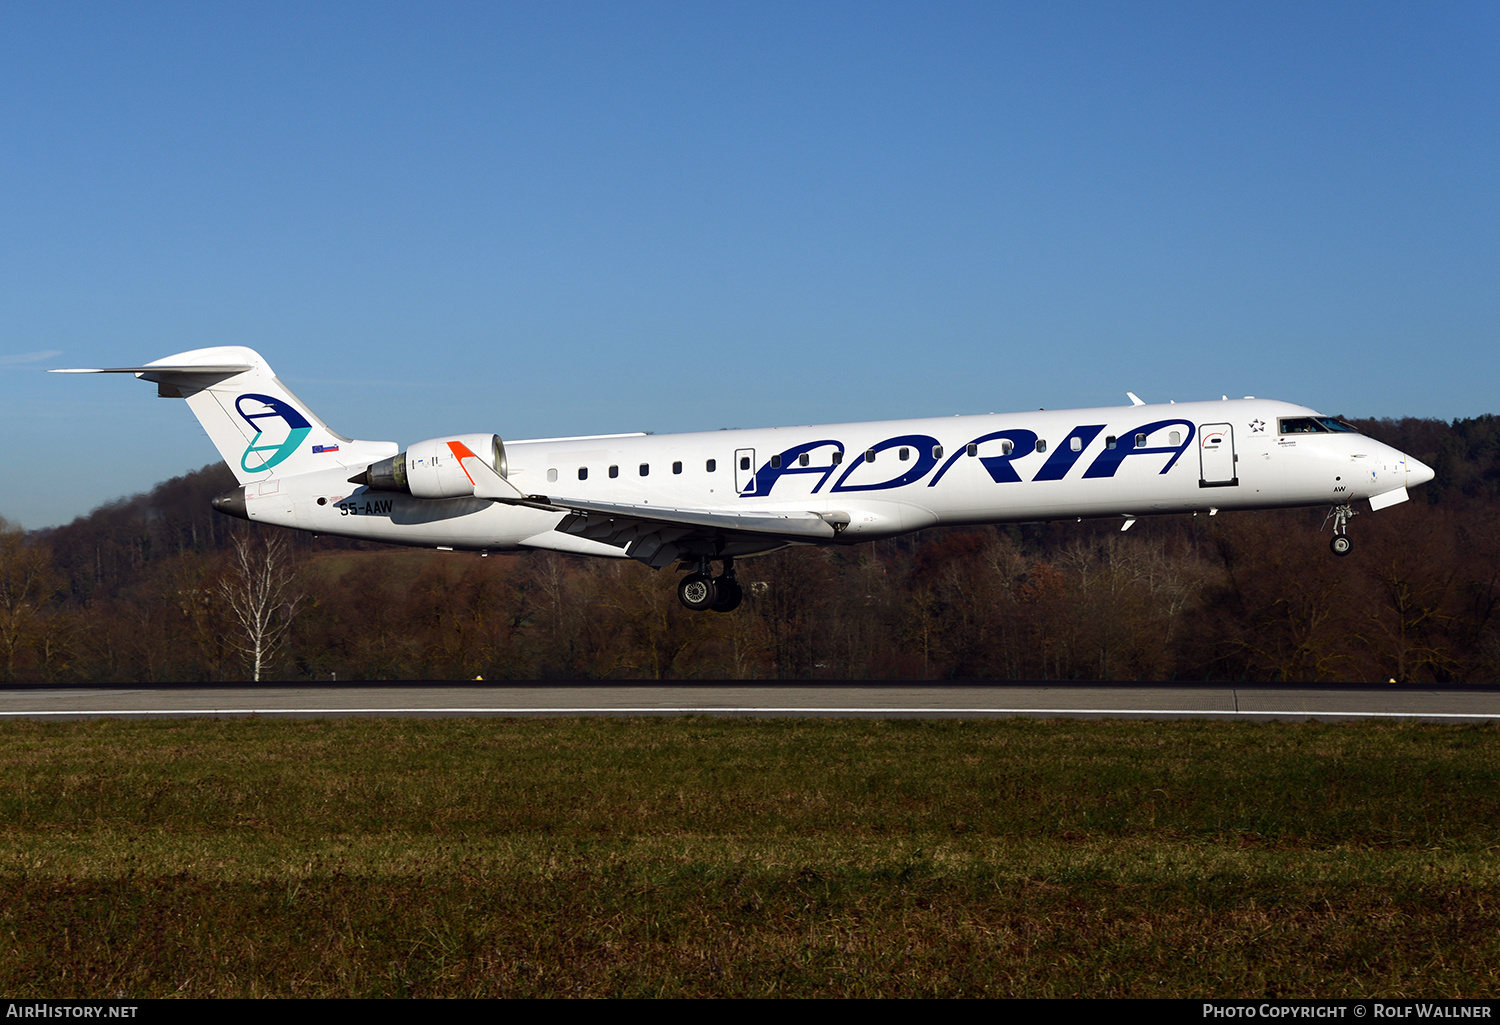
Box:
[538,496,838,542]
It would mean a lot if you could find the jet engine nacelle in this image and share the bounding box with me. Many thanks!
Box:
[356,433,508,499]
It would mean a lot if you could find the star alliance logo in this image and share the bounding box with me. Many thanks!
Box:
[1249,418,1265,433]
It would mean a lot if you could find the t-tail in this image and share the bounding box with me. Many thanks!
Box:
[52,346,398,484]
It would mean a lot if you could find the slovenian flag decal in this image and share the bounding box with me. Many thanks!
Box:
[312,444,340,453]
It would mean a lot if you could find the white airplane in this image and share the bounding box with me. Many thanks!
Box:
[56,346,1435,613]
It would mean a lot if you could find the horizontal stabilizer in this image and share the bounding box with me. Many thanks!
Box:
[51,365,253,376]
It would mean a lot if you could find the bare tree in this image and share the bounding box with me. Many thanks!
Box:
[0,519,58,683]
[218,531,303,681]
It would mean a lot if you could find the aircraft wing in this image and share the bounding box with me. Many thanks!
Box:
[498,494,841,567]
[543,497,838,539]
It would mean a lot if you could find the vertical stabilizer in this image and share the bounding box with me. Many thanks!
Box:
[53,346,398,484]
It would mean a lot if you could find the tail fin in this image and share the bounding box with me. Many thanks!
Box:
[53,346,398,484]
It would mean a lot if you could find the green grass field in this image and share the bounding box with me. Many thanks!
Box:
[0,716,1496,997]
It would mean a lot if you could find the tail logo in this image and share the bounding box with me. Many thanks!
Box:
[235,393,312,473]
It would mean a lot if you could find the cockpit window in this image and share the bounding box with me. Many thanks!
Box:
[1279,416,1361,435]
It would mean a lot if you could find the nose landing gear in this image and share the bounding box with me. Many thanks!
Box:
[1324,503,1356,556]
[677,557,743,612]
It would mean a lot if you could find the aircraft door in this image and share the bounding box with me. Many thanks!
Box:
[735,448,757,494]
[1199,423,1238,487]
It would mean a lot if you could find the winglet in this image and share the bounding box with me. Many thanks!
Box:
[446,440,527,501]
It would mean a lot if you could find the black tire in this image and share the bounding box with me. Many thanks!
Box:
[711,578,743,613]
[678,572,718,611]
[1330,535,1353,556]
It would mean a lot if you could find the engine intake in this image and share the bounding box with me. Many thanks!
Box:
[351,433,507,499]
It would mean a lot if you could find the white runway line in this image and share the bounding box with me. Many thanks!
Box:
[2,707,1499,719]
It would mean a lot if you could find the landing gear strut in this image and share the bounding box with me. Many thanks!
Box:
[677,557,743,613]
[1324,503,1356,556]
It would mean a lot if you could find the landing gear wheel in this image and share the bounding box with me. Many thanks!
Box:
[1323,503,1357,557]
[678,572,718,611]
[710,578,743,613]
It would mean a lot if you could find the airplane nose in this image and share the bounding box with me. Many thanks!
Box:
[1406,455,1435,488]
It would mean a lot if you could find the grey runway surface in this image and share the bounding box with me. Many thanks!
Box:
[1,682,1497,722]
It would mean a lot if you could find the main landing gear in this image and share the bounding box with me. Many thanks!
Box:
[677,557,743,613]
[1324,503,1356,556]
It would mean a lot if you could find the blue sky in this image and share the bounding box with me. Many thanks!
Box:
[3,2,1496,529]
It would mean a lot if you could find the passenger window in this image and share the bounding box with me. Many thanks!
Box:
[578,467,588,480]
[932,445,943,459]
[967,443,978,457]
[1070,437,1081,452]
[832,451,843,465]
[866,449,877,462]
[706,459,716,472]
[1106,436,1117,450]
[672,461,682,474]
[609,465,618,478]
[1000,440,1013,455]
[1036,440,1048,453]
[1169,431,1180,446]
[639,464,649,476]
[770,454,782,469]
[799,453,810,466]
[1135,433,1147,448]
[547,468,558,483]
[896,447,908,461]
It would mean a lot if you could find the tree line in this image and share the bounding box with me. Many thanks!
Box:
[3,414,1499,682]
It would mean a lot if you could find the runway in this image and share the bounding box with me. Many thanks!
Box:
[0,682,1496,722]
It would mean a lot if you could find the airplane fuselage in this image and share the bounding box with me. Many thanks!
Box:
[243,398,1424,556]
[57,347,1435,610]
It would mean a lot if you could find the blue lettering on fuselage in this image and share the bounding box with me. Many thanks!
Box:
[928,429,1040,487]
[1081,419,1195,478]
[741,440,845,497]
[739,420,1200,497]
[1031,425,1107,481]
[830,435,941,493]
